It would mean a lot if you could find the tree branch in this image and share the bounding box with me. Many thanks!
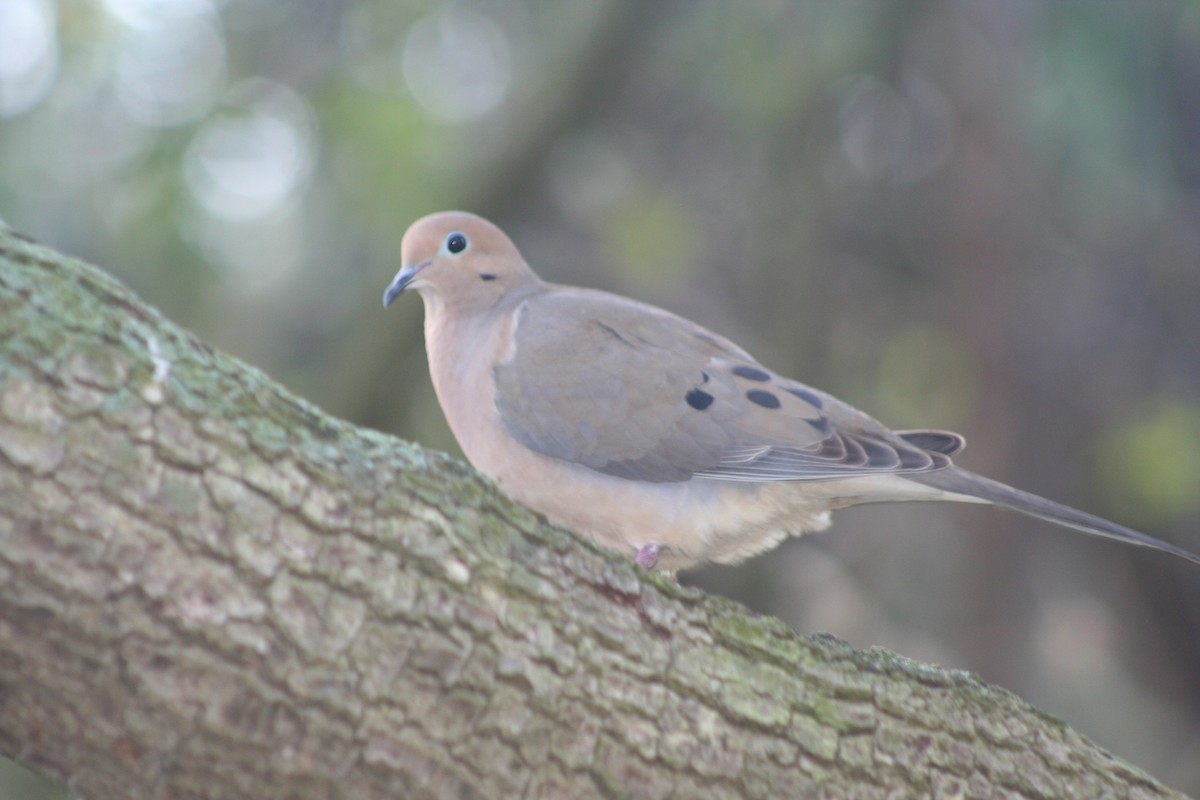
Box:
[0,226,1185,798]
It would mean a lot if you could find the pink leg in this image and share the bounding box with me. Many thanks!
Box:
[634,543,660,570]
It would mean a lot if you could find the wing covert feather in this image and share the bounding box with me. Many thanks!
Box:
[493,289,951,483]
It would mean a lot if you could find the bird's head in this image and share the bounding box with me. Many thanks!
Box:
[383,211,538,313]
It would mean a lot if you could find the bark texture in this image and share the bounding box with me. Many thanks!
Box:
[0,225,1186,799]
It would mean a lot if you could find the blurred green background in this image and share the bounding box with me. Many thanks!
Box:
[2,1,1200,796]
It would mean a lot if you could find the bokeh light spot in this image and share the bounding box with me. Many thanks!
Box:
[101,0,214,29]
[401,9,512,124]
[0,0,58,117]
[183,79,317,222]
[113,7,226,127]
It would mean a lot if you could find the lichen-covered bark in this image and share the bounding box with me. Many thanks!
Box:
[0,224,1186,800]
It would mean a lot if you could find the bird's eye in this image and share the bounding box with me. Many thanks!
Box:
[445,232,468,254]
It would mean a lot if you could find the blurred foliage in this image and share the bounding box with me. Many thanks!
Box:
[3,0,1200,795]
[1099,401,1200,524]
[873,322,979,431]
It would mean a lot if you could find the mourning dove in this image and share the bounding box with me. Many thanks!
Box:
[383,211,1200,572]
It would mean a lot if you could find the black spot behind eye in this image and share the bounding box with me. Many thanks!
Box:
[686,389,715,410]
[480,273,497,282]
[446,232,468,254]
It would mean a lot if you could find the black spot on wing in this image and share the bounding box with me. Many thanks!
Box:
[805,416,831,435]
[746,389,781,409]
[732,365,771,381]
[686,389,715,410]
[785,386,824,409]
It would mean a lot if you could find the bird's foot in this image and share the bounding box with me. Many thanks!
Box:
[634,543,661,570]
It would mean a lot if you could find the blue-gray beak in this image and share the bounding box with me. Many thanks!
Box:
[382,262,427,308]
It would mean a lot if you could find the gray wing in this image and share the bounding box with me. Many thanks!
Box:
[493,288,952,483]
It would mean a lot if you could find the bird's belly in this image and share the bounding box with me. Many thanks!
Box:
[471,435,836,570]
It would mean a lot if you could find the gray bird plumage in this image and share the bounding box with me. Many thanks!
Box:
[387,210,1200,571]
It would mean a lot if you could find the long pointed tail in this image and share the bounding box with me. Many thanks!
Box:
[906,468,1200,566]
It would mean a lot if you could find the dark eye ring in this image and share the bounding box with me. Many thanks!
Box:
[446,232,468,254]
